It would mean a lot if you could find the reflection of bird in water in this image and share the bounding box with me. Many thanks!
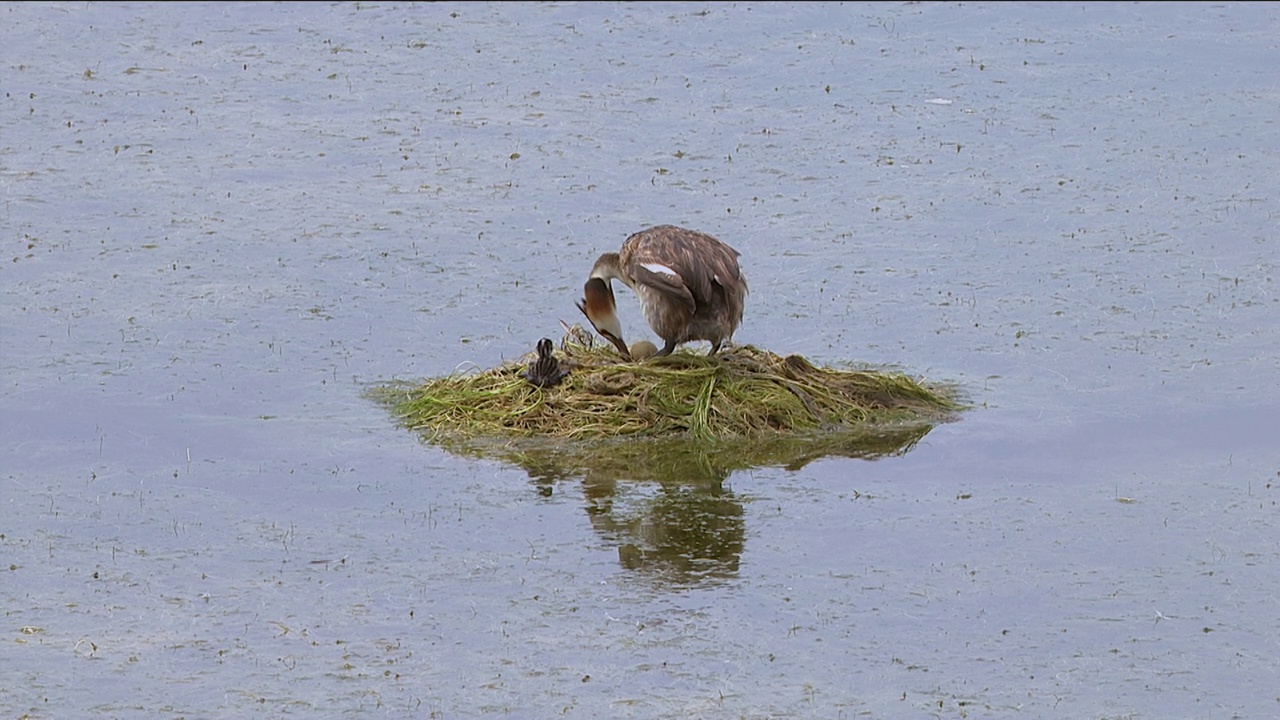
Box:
[577,225,747,360]
[522,337,569,388]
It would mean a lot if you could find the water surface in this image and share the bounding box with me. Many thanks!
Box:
[2,2,1278,718]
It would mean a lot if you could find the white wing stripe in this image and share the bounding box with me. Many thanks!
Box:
[640,262,679,277]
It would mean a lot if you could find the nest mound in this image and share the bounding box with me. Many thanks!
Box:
[374,326,963,443]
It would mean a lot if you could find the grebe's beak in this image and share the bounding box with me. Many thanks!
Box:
[577,278,631,360]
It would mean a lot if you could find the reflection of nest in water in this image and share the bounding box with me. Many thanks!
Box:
[372,325,964,445]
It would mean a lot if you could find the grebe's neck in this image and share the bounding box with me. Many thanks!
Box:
[589,253,630,288]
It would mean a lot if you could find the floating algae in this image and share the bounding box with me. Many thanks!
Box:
[371,326,964,450]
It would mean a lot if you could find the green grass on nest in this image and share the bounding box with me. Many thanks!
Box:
[371,325,964,444]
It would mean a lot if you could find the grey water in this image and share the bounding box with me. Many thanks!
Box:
[2,2,1277,718]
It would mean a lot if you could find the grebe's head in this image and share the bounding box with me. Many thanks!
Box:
[576,277,631,359]
[535,337,554,359]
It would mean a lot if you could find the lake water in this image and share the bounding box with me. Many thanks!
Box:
[2,2,1277,718]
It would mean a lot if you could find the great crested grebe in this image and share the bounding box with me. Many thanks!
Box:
[521,337,570,388]
[576,225,747,360]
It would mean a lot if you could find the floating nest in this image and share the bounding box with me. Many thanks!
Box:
[372,325,964,447]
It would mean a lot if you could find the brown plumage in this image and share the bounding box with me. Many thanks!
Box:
[521,337,569,388]
[576,225,747,359]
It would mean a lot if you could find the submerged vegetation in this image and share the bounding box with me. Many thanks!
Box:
[371,325,963,451]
